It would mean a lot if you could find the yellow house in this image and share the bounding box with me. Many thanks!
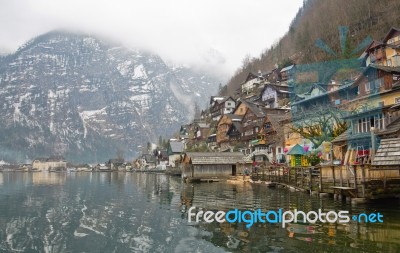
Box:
[365,27,400,67]
[383,27,400,67]
[32,156,67,171]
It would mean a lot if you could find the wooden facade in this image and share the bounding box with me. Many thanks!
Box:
[182,152,244,180]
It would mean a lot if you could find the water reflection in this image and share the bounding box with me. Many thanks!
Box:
[32,172,66,185]
[0,172,399,252]
[181,182,400,253]
[0,172,227,252]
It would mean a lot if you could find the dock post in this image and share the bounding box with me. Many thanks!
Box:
[361,165,366,198]
[332,166,336,187]
[319,167,322,193]
[309,167,312,192]
[354,165,358,197]
[340,166,343,187]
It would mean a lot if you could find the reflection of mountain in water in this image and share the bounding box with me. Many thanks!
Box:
[0,172,226,252]
[0,173,399,252]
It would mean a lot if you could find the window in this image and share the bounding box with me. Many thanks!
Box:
[365,83,370,92]
[395,97,400,104]
[387,59,392,66]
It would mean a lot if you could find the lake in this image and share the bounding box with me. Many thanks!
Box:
[0,172,399,252]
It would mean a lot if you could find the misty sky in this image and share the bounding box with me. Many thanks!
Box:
[0,0,303,77]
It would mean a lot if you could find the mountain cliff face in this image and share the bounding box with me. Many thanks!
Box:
[0,31,220,163]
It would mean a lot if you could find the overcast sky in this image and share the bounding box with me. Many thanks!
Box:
[0,0,303,77]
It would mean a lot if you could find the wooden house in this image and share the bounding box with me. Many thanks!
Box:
[256,113,287,162]
[383,27,400,67]
[241,72,265,96]
[280,65,295,81]
[209,96,236,121]
[239,101,267,150]
[364,28,400,67]
[267,68,282,83]
[216,114,242,145]
[181,152,244,180]
[331,65,400,163]
[261,83,290,108]
[209,96,225,121]
[364,40,386,66]
[226,122,243,144]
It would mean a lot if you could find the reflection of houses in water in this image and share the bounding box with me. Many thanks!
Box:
[181,181,400,252]
[32,172,66,185]
[181,182,256,211]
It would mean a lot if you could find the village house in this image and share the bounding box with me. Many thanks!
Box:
[331,64,400,164]
[107,158,125,170]
[280,64,295,82]
[138,155,156,169]
[193,122,211,140]
[226,121,243,146]
[215,98,251,150]
[260,83,290,108]
[32,156,67,171]
[210,96,236,121]
[266,67,282,83]
[241,72,267,96]
[216,114,242,147]
[181,152,244,180]
[365,27,400,67]
[167,140,184,167]
[239,101,267,154]
[209,96,226,121]
[206,134,217,150]
[256,112,287,162]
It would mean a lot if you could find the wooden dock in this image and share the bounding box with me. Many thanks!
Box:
[253,164,400,201]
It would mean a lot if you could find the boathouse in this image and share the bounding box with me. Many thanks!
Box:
[182,152,244,180]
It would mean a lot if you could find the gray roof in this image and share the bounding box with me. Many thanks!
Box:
[240,100,266,118]
[185,152,244,165]
[372,138,400,166]
[376,117,400,136]
[169,141,184,153]
[280,65,295,72]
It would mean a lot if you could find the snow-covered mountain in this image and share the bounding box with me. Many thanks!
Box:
[0,31,220,163]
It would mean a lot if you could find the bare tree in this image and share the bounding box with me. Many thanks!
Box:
[289,106,348,147]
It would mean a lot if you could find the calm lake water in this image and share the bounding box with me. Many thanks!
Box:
[0,172,399,253]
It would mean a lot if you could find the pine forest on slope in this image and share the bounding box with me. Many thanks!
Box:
[223,0,400,96]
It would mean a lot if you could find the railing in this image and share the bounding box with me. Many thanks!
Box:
[242,149,273,163]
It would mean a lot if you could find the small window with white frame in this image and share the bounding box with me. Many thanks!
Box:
[365,83,370,92]
[395,97,400,104]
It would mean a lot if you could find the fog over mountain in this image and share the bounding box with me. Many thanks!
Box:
[0,31,221,163]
